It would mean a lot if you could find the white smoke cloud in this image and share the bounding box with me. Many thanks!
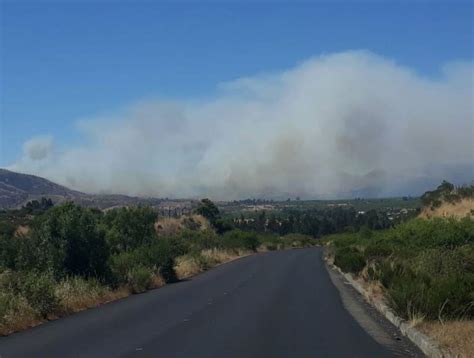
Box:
[22,136,53,161]
[10,51,474,199]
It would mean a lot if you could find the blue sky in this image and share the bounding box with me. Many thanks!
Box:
[1,1,473,168]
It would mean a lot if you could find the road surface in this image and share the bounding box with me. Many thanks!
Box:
[0,248,422,357]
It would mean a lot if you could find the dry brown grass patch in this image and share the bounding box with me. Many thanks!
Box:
[0,296,40,336]
[418,320,474,358]
[201,248,241,264]
[174,255,203,280]
[56,277,129,314]
[14,225,30,237]
[419,198,474,220]
[175,249,250,280]
[150,274,166,289]
[155,214,210,236]
[359,264,387,303]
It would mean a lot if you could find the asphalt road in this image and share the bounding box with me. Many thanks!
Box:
[0,248,422,358]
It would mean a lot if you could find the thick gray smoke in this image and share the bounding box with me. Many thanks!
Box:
[11,51,474,199]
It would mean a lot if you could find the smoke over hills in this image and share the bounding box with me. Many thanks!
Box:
[10,51,474,199]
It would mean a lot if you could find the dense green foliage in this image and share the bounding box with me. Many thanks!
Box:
[195,199,220,225]
[35,203,111,280]
[328,218,474,320]
[0,200,316,323]
[101,206,157,253]
[333,247,366,273]
[233,206,408,237]
[195,198,232,234]
[0,203,179,320]
[223,197,421,213]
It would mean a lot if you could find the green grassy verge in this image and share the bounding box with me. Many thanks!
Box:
[325,218,474,321]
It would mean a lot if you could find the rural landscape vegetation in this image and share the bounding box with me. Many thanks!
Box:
[1,1,473,357]
[0,168,473,356]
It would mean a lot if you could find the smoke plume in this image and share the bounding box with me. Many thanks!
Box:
[11,51,474,199]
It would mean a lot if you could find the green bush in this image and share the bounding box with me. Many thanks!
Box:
[364,241,393,259]
[158,256,177,283]
[2,271,59,318]
[329,217,474,320]
[0,290,17,316]
[110,238,179,284]
[101,206,157,253]
[280,233,314,248]
[334,247,365,274]
[0,234,43,272]
[387,272,474,320]
[182,229,220,251]
[221,230,259,251]
[126,266,153,294]
[33,203,111,280]
[109,252,136,284]
[265,243,278,251]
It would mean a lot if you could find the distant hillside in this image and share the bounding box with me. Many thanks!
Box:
[0,169,192,210]
[0,169,81,209]
[419,180,474,219]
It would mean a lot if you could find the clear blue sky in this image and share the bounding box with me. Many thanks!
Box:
[1,1,473,166]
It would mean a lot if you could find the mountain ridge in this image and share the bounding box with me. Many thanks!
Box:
[0,169,190,210]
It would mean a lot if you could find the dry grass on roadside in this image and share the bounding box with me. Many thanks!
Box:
[0,296,40,336]
[417,320,474,358]
[201,248,250,265]
[1,274,166,336]
[174,255,204,280]
[358,264,387,303]
[150,274,166,289]
[174,249,250,280]
[55,277,129,314]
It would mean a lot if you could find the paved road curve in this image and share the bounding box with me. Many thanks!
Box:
[0,248,420,357]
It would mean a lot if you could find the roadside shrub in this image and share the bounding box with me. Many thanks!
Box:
[102,206,156,253]
[126,266,153,293]
[135,239,180,282]
[375,261,405,288]
[174,254,204,279]
[158,256,177,283]
[0,289,36,335]
[257,234,280,250]
[0,290,18,318]
[364,241,393,259]
[388,272,474,320]
[330,217,474,320]
[109,252,136,284]
[334,247,365,274]
[3,271,59,318]
[182,229,220,251]
[0,234,42,272]
[33,203,111,280]
[280,233,314,248]
[265,243,278,251]
[388,218,473,251]
[55,276,111,312]
[221,230,259,251]
[110,238,179,284]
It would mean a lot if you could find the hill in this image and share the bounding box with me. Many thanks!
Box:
[0,169,191,210]
[0,169,82,209]
[419,180,474,219]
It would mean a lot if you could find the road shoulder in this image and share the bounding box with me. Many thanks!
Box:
[325,257,425,357]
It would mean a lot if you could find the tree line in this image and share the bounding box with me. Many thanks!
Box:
[233,207,395,237]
